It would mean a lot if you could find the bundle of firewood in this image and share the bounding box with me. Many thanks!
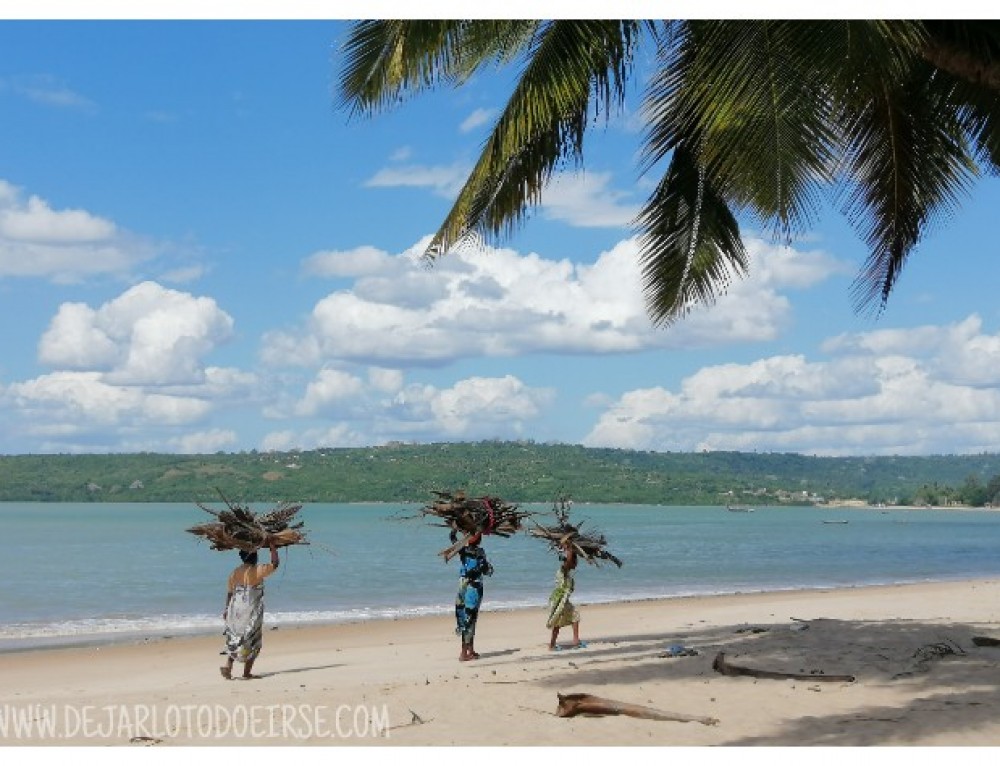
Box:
[411,489,532,561]
[530,497,623,568]
[419,489,530,537]
[187,492,308,552]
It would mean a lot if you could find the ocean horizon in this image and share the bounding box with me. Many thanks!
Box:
[5,501,1000,652]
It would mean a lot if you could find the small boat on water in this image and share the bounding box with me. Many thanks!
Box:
[727,504,754,513]
[822,519,849,524]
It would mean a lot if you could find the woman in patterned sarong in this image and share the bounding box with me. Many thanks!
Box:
[220,541,279,680]
[547,539,584,650]
[454,531,493,662]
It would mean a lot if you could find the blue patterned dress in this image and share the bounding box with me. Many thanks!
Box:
[455,544,493,643]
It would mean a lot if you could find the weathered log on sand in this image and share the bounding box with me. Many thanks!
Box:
[712,652,855,682]
[555,693,719,726]
[972,636,1000,647]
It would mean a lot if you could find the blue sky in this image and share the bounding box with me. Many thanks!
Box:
[1,17,999,457]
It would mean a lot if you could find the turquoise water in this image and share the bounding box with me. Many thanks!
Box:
[4,502,1000,650]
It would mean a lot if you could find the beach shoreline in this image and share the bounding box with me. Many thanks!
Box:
[4,577,1000,746]
[1,571,988,655]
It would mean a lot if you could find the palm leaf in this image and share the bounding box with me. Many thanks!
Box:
[425,20,645,257]
[636,144,747,326]
[654,22,839,237]
[837,62,979,314]
[338,20,1000,324]
[338,20,537,117]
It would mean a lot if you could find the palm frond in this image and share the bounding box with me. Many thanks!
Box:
[837,64,979,314]
[339,19,999,325]
[338,20,537,117]
[425,20,645,258]
[643,22,918,242]
[636,144,747,326]
[956,92,1000,172]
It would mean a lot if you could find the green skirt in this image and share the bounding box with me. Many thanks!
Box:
[546,569,580,629]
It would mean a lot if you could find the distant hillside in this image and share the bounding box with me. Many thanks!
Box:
[2,442,1000,506]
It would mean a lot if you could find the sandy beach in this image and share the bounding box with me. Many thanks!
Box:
[4,578,1000,747]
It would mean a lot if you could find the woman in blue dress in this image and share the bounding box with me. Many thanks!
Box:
[454,531,493,661]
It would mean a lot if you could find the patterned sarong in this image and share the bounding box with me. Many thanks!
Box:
[455,577,483,642]
[546,568,579,629]
[224,583,265,663]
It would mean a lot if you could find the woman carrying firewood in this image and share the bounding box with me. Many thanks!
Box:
[547,539,585,651]
[454,530,493,661]
[220,540,279,680]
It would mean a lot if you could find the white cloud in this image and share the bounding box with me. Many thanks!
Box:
[160,366,260,400]
[169,428,239,454]
[367,161,641,230]
[0,282,253,453]
[159,264,206,284]
[0,180,154,281]
[37,302,120,370]
[39,281,235,386]
[824,315,1000,388]
[459,107,497,133]
[1,74,95,111]
[368,367,404,393]
[540,171,640,228]
[294,368,366,417]
[261,424,368,452]
[262,235,843,368]
[301,245,396,278]
[260,372,553,449]
[584,315,1000,456]
[260,430,297,451]
[425,375,554,436]
[6,371,212,429]
[364,162,470,198]
[376,375,555,439]
[0,193,115,242]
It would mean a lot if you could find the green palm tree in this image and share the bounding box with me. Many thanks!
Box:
[338,20,1000,326]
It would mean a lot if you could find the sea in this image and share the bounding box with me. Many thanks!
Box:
[4,501,1000,652]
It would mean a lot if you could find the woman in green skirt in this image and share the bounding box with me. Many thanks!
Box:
[547,539,585,650]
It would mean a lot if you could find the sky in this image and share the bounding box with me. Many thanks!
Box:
[1,15,999,457]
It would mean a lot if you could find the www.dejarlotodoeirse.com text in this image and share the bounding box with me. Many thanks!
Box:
[0,702,392,741]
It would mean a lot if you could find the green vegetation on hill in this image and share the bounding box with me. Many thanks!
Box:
[2,442,1000,506]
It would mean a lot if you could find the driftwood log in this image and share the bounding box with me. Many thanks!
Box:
[555,693,718,726]
[712,652,855,682]
[972,636,1000,647]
